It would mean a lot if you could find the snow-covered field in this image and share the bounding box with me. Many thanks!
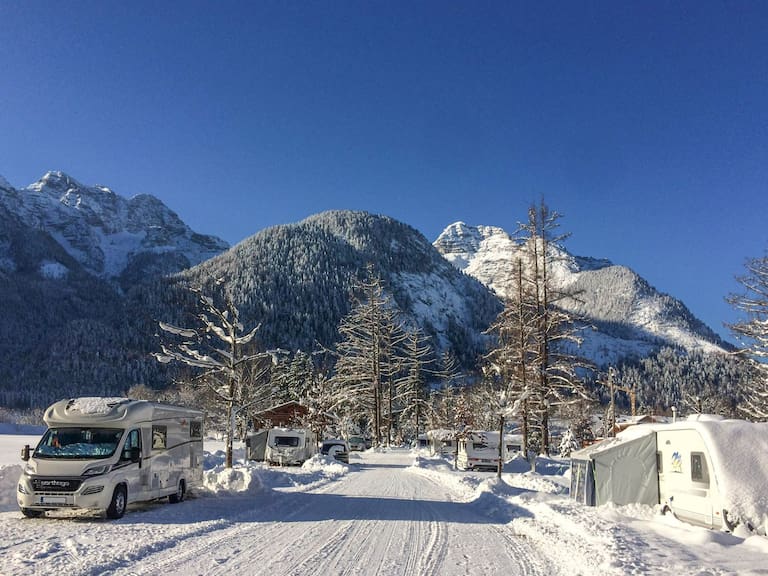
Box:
[0,429,766,575]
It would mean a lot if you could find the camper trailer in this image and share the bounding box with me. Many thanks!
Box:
[570,416,768,533]
[17,397,204,519]
[265,427,317,466]
[426,429,456,456]
[456,430,501,472]
[504,434,523,457]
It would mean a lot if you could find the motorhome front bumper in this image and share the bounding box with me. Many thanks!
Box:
[17,474,111,512]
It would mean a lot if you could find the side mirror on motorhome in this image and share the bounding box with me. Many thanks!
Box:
[21,445,31,461]
[129,446,141,464]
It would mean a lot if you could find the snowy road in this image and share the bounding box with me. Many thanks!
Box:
[0,449,553,576]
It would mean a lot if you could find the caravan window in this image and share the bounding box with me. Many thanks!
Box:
[274,436,300,447]
[690,452,709,485]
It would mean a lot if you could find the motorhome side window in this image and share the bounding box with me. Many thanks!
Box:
[152,425,167,450]
[190,421,202,439]
[690,452,709,485]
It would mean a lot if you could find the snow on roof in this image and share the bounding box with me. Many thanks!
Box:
[66,397,130,415]
[689,418,768,525]
[426,429,454,440]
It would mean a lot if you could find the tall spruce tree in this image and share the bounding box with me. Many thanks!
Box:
[331,264,406,445]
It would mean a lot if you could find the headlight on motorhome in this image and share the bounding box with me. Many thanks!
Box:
[83,464,112,477]
[17,483,29,494]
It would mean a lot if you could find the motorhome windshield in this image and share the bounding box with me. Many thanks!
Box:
[34,427,123,459]
[274,436,300,447]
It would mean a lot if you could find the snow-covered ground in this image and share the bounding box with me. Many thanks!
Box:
[0,430,766,575]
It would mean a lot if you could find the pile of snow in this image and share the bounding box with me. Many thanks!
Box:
[0,464,22,512]
[203,464,265,495]
[301,453,351,477]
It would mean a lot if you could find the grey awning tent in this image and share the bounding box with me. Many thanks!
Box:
[570,429,659,507]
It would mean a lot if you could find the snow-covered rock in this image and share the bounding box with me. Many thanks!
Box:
[0,171,228,279]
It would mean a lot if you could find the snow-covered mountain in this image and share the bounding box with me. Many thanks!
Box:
[434,222,730,365]
[178,210,501,366]
[0,171,228,283]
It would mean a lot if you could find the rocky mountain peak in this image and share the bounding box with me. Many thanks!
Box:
[433,222,728,362]
[0,171,228,280]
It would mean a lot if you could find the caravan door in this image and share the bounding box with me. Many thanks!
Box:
[657,429,715,528]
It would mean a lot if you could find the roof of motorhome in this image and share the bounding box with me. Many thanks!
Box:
[573,415,768,528]
[43,397,203,426]
[426,429,454,440]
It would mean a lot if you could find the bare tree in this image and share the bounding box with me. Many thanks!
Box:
[154,284,274,467]
[727,252,768,419]
[516,200,592,453]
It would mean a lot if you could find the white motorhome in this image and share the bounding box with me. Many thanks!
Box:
[17,397,204,519]
[456,430,501,472]
[570,416,768,534]
[265,427,317,466]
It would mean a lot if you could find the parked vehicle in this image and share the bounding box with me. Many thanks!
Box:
[426,429,455,456]
[17,397,204,519]
[320,439,349,464]
[570,415,768,533]
[347,436,366,451]
[456,431,501,472]
[265,428,317,466]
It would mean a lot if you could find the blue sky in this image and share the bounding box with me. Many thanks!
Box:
[1,1,766,340]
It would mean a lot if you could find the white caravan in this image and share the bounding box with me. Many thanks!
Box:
[426,429,455,456]
[456,431,501,472]
[570,415,768,534]
[18,397,204,519]
[265,427,317,466]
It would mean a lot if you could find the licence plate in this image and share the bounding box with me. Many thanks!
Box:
[38,496,67,504]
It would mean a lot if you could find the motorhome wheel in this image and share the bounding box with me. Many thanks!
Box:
[20,508,44,518]
[169,480,185,504]
[106,485,127,519]
[722,509,740,532]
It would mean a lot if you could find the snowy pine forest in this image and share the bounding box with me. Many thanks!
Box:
[0,173,761,438]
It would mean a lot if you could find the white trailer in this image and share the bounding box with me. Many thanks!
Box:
[265,427,317,466]
[570,415,768,534]
[456,431,501,472]
[426,429,455,456]
[17,397,204,519]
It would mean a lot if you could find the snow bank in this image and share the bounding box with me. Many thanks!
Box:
[203,465,265,495]
[301,453,351,477]
[0,465,22,512]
